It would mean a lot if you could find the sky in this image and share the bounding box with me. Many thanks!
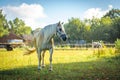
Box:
[0,0,120,30]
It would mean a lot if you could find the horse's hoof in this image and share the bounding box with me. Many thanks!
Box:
[42,65,45,68]
[38,68,41,70]
[38,67,41,70]
[49,69,53,71]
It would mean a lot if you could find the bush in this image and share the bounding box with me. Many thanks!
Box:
[115,39,120,53]
[93,48,107,58]
[93,48,115,58]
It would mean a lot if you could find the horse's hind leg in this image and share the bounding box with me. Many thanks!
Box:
[49,48,53,71]
[37,49,42,70]
[42,50,46,68]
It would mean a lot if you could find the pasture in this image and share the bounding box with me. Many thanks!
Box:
[0,48,120,80]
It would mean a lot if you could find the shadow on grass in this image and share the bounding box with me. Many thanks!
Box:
[0,56,120,80]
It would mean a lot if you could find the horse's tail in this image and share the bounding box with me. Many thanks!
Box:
[24,47,36,55]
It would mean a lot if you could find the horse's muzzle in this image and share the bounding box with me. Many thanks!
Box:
[61,34,67,41]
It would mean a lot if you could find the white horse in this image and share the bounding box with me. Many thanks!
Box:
[24,21,67,71]
[92,42,102,48]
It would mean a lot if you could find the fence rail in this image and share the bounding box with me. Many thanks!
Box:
[0,43,115,51]
[55,43,115,48]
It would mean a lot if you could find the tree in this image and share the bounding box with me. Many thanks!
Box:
[9,18,32,36]
[65,18,83,40]
[84,18,101,41]
[104,9,120,19]
[99,17,112,42]
[0,10,9,37]
[64,17,91,43]
[110,17,120,42]
[104,8,120,42]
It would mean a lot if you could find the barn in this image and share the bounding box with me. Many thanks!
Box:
[0,32,23,43]
[0,32,23,50]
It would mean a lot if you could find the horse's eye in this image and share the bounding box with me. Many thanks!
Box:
[59,28,62,31]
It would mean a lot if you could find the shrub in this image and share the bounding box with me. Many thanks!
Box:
[93,48,105,58]
[115,39,120,53]
[93,47,115,58]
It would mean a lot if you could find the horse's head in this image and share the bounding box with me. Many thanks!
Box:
[56,21,67,41]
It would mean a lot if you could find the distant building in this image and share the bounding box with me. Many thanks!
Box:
[21,34,33,46]
[0,32,23,43]
[0,32,23,49]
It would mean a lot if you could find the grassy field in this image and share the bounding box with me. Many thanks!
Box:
[0,48,120,80]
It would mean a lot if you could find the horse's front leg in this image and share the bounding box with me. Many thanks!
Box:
[37,49,42,70]
[42,50,46,68]
[49,48,53,71]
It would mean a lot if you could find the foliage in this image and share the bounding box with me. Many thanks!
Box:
[111,18,120,39]
[0,10,9,37]
[104,9,120,19]
[9,18,32,36]
[64,8,120,43]
[115,39,120,53]
[64,18,88,41]
[0,9,32,37]
[93,48,115,58]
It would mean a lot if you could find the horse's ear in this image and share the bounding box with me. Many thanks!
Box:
[57,21,61,26]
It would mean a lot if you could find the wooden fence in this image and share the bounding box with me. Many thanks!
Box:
[55,43,115,50]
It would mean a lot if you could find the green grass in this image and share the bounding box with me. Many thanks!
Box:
[0,48,120,80]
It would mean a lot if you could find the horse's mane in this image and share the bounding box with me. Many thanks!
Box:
[42,23,57,36]
[43,23,57,30]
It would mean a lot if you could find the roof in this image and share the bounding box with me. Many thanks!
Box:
[0,32,23,43]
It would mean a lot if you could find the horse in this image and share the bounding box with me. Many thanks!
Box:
[24,21,67,71]
[92,42,102,48]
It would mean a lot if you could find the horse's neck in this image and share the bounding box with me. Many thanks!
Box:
[44,24,57,41]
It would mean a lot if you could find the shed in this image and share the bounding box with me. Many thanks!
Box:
[0,32,23,43]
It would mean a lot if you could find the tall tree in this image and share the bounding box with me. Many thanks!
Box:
[9,18,32,36]
[85,18,101,41]
[0,10,9,37]
[110,17,120,42]
[104,8,120,42]
[104,9,120,19]
[64,18,89,42]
